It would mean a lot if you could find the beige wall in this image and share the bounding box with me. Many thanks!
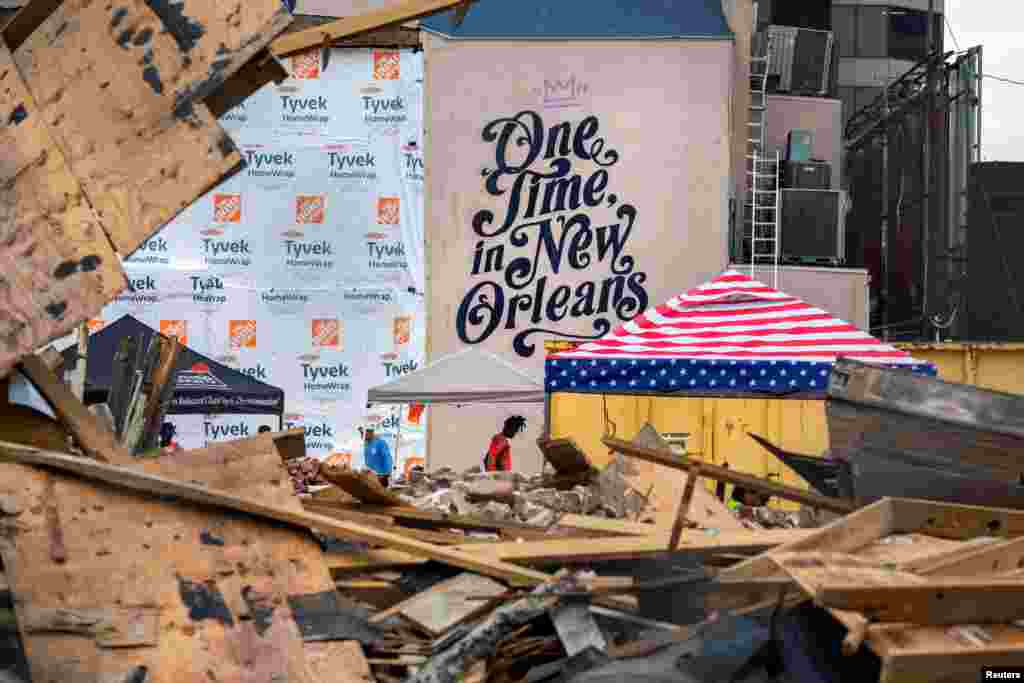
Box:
[424,35,736,472]
[766,95,843,187]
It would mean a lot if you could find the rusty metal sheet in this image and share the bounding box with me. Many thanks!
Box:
[0,41,126,378]
[10,0,247,256]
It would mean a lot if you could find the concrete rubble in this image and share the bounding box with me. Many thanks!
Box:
[388,464,649,525]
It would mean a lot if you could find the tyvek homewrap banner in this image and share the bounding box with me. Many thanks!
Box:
[62,48,427,473]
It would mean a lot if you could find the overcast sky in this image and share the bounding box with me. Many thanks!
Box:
[946,0,1023,161]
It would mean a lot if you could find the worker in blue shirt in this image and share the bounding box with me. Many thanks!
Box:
[362,427,393,487]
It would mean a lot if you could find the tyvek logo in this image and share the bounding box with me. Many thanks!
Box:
[160,320,188,346]
[229,320,257,350]
[383,359,419,379]
[394,316,412,347]
[373,50,400,80]
[296,195,325,224]
[377,197,400,225]
[204,420,250,440]
[311,319,341,350]
[291,50,321,80]
[178,362,230,390]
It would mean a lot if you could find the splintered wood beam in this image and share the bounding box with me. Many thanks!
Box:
[271,0,471,56]
[817,580,1024,626]
[909,537,1024,576]
[888,497,1024,540]
[19,356,132,465]
[455,529,813,564]
[603,437,856,515]
[668,464,700,551]
[0,441,552,587]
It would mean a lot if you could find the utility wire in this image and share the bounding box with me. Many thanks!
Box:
[984,74,1024,88]
[944,15,962,52]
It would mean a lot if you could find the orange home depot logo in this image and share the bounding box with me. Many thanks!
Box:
[160,320,188,346]
[214,193,241,224]
[229,320,257,350]
[296,195,325,224]
[373,50,400,80]
[377,197,399,225]
[311,319,341,349]
[325,451,352,469]
[87,319,105,334]
[291,50,321,80]
[393,316,411,347]
[404,457,425,478]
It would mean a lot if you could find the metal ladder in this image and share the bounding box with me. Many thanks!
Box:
[745,31,780,288]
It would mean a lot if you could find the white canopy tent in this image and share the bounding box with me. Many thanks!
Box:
[368,348,547,472]
[367,347,546,405]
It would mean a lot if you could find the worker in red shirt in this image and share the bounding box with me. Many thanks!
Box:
[484,416,527,472]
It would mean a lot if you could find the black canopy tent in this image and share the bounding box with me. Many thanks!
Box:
[60,315,284,426]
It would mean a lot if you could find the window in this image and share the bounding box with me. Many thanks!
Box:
[888,9,929,61]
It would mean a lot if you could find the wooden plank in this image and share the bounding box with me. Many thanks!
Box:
[139,334,180,451]
[1,0,63,51]
[12,0,244,256]
[888,497,1024,540]
[326,549,427,574]
[817,579,1024,625]
[310,501,556,540]
[908,536,1024,576]
[20,354,133,464]
[204,48,288,119]
[0,41,126,377]
[668,464,700,551]
[603,436,856,515]
[0,441,554,587]
[457,529,813,564]
[271,0,469,56]
[555,514,660,537]
[386,573,506,637]
[70,321,88,400]
[871,624,1024,683]
[319,465,411,507]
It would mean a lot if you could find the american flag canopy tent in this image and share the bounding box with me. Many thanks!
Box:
[546,270,936,397]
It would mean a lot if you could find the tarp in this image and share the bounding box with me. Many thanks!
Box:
[545,270,936,397]
[61,315,284,416]
[368,347,545,404]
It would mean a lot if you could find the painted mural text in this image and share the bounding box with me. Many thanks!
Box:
[457,110,648,356]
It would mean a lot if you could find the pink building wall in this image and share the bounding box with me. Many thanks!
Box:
[423,36,736,472]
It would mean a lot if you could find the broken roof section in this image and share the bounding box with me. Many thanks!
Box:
[420,0,733,40]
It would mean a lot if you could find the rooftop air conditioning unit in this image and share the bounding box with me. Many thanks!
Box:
[766,25,834,95]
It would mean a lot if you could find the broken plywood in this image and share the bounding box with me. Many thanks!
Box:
[11,0,244,256]
[0,41,126,377]
[631,424,745,532]
[320,466,412,508]
[386,573,506,637]
[0,429,364,683]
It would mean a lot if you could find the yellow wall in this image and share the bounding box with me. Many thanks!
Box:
[548,342,1024,511]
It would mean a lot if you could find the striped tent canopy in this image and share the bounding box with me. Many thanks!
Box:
[545,270,936,397]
